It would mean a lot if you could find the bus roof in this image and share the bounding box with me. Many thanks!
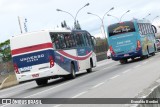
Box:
[11,29,88,39]
[108,19,151,27]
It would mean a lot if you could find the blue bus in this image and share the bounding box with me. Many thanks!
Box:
[107,19,157,64]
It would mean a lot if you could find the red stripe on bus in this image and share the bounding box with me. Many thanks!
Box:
[11,43,53,55]
[58,50,92,60]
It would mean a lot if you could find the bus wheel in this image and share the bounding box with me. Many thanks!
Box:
[119,59,127,64]
[68,64,76,79]
[87,60,93,73]
[151,52,155,56]
[145,47,149,58]
[151,45,156,56]
[140,56,145,60]
[36,79,48,86]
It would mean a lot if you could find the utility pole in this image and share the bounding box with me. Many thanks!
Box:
[18,16,23,34]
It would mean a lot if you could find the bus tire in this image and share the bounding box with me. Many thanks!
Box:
[68,63,76,79]
[119,59,127,64]
[145,46,149,58]
[87,59,93,73]
[151,52,155,56]
[151,44,156,56]
[140,56,145,60]
[36,79,48,86]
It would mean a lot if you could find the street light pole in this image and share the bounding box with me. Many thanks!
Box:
[119,10,130,22]
[87,7,114,40]
[74,3,89,28]
[18,16,23,34]
[143,13,151,19]
[56,9,75,22]
[152,16,159,23]
[56,3,89,29]
[107,14,119,22]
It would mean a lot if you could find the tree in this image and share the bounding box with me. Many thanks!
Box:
[0,39,11,62]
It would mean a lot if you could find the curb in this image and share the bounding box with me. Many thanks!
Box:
[0,74,19,90]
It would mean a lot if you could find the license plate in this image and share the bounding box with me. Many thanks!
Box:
[20,66,32,72]
[124,54,129,57]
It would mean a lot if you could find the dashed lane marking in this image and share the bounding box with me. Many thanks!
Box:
[133,65,141,69]
[101,64,117,71]
[110,75,120,79]
[71,91,88,98]
[142,61,148,64]
[122,69,132,74]
[53,104,62,107]
[92,82,105,88]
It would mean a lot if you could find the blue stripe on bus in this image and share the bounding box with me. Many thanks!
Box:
[13,49,79,73]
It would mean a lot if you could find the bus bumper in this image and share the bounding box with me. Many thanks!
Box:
[111,49,142,61]
[16,64,70,82]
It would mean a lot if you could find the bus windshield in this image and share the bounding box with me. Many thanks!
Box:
[108,21,136,37]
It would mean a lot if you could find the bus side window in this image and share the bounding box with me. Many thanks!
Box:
[149,24,152,34]
[79,33,85,47]
[76,34,82,47]
[83,33,89,46]
[76,33,85,47]
[60,34,67,49]
[71,34,77,47]
[87,33,92,46]
[50,33,59,49]
[64,34,70,48]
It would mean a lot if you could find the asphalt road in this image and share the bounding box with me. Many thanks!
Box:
[1,53,160,107]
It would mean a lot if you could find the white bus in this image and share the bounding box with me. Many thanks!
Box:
[10,29,97,86]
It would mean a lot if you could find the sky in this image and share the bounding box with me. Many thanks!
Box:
[0,0,160,42]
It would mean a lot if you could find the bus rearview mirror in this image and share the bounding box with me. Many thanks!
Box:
[152,25,157,34]
[91,36,96,46]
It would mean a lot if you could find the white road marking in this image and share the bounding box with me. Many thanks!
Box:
[53,104,62,107]
[142,61,148,64]
[151,86,157,91]
[133,65,141,69]
[92,82,105,88]
[101,64,117,71]
[0,104,10,107]
[122,69,131,74]
[0,61,116,100]
[0,82,32,93]
[97,60,114,67]
[71,91,87,98]
[110,75,120,79]
[0,91,16,98]
[24,80,76,98]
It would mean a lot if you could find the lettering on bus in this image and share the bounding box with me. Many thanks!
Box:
[113,26,131,33]
[20,54,44,63]
[116,40,132,47]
